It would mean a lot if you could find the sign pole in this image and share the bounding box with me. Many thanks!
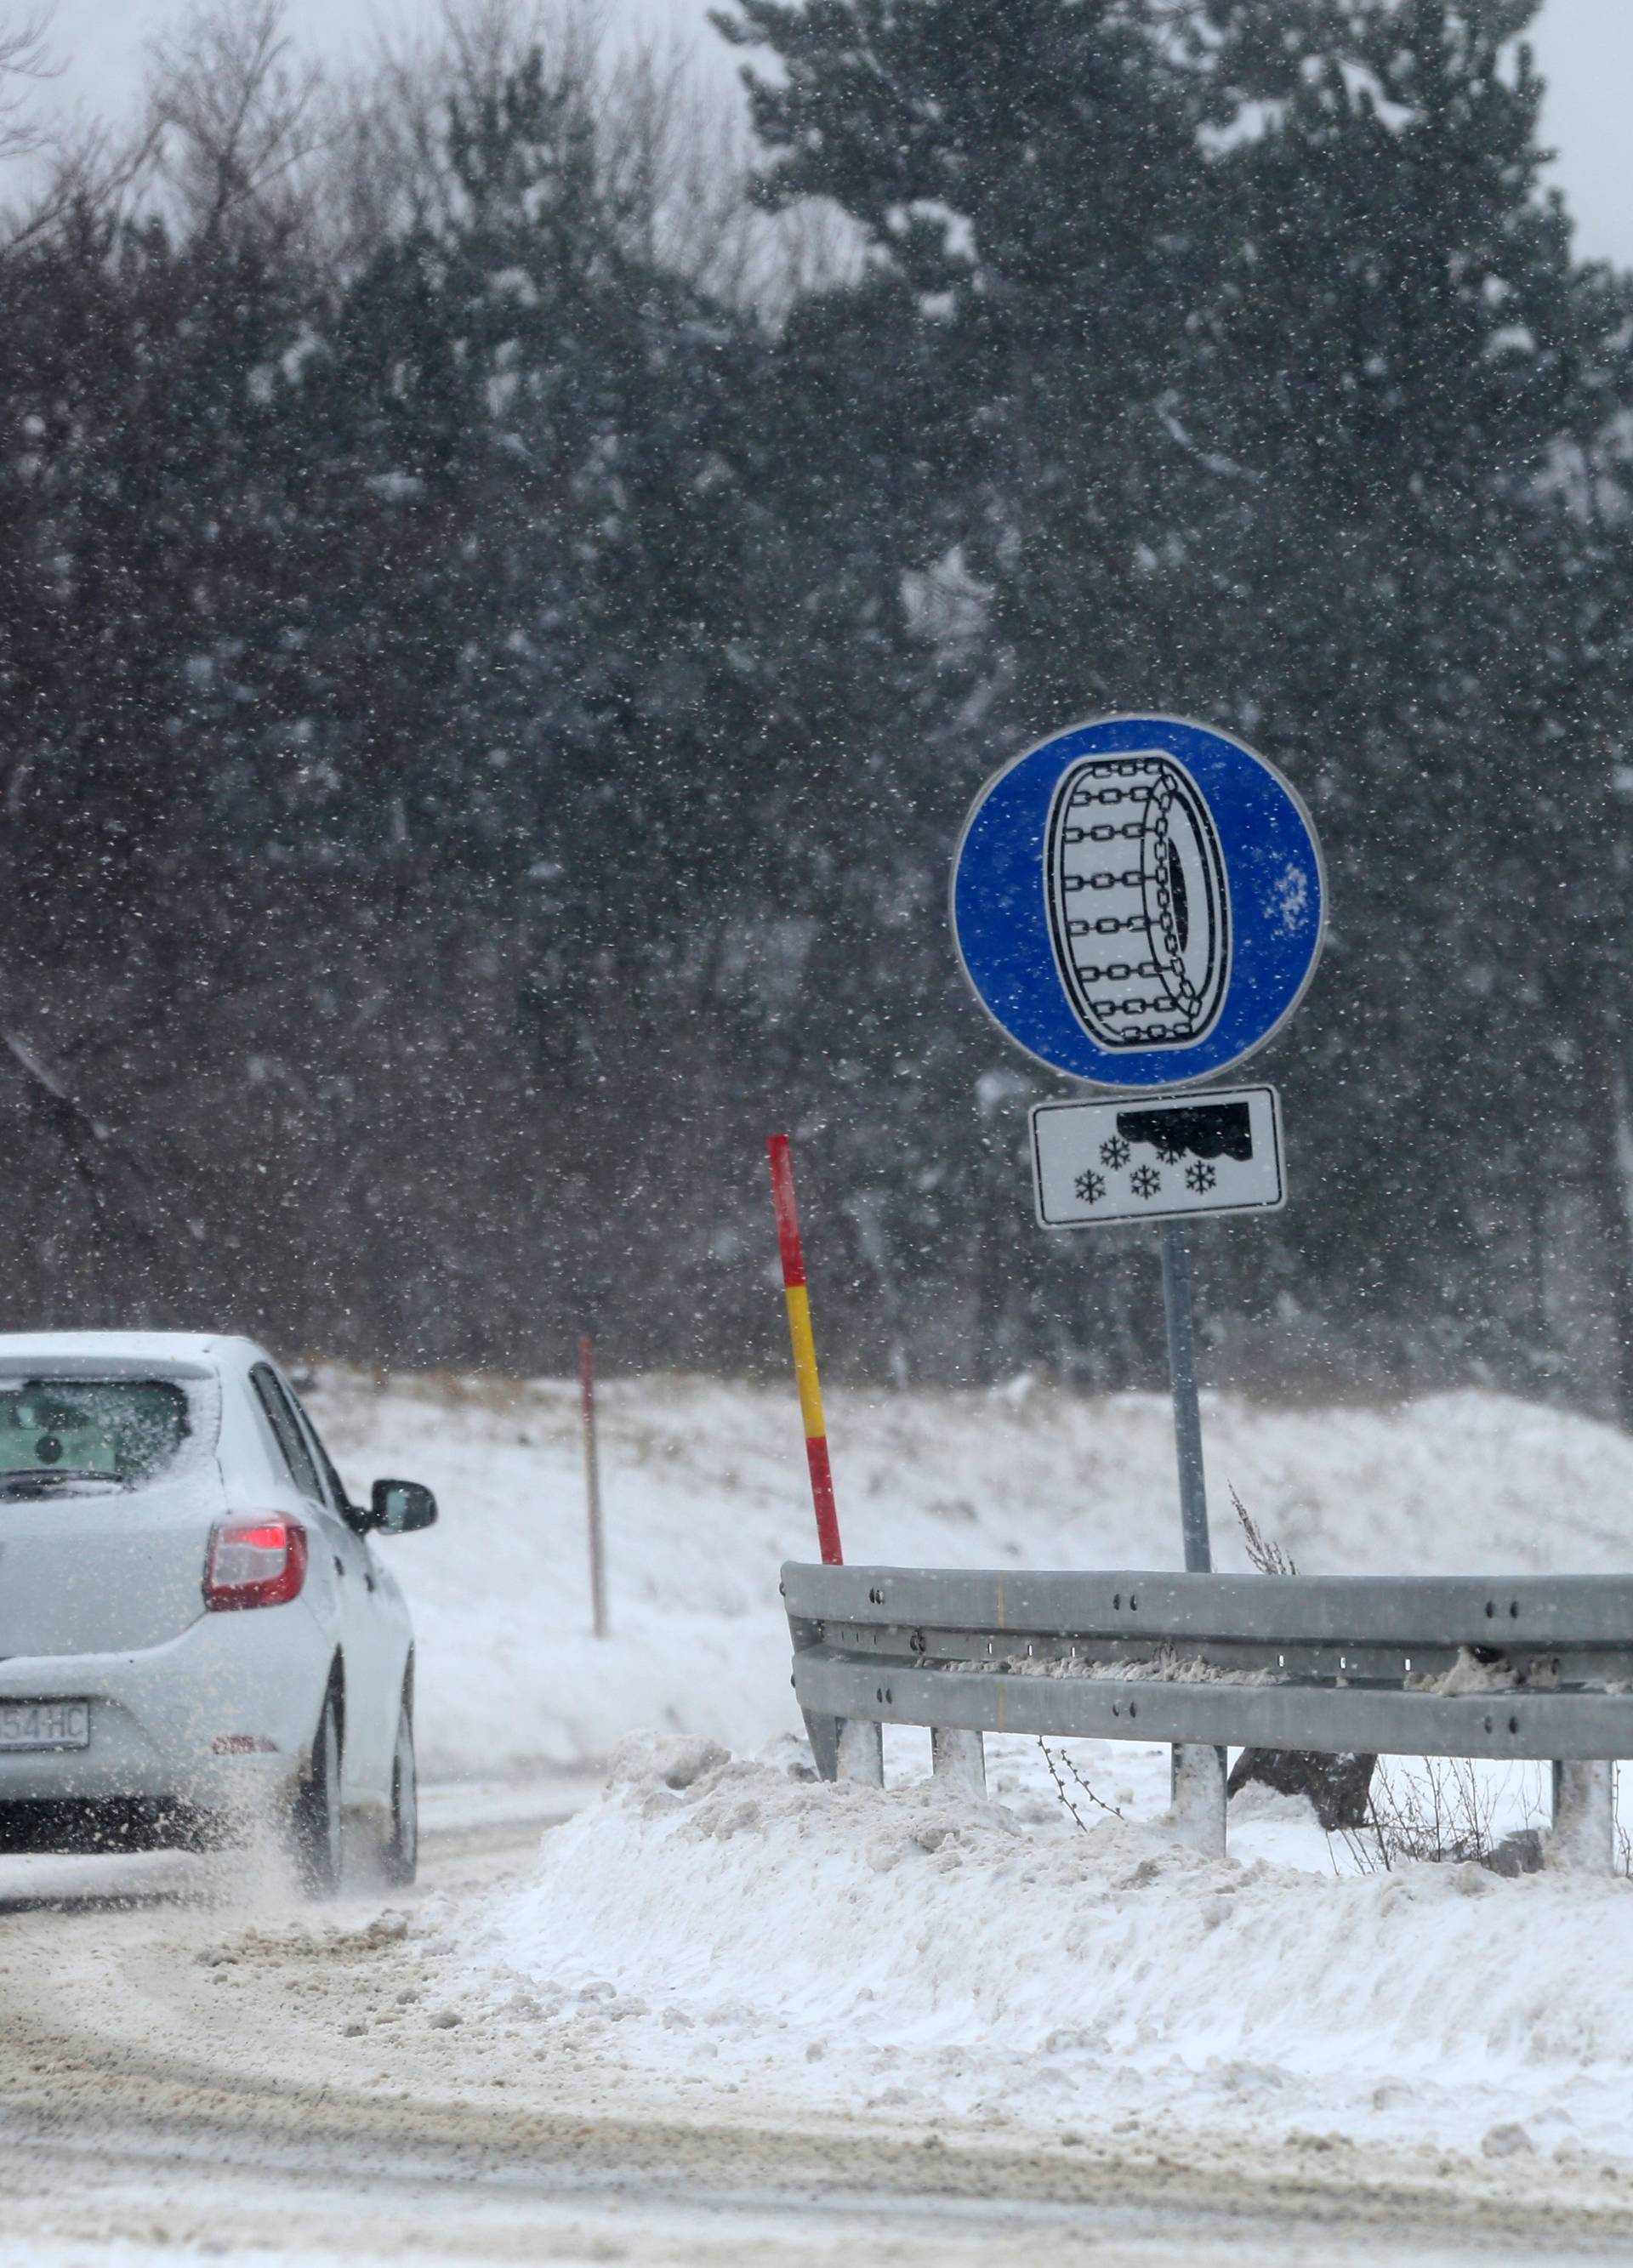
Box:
[1159,1223,1226,1849]
[950,714,1323,1864]
[580,1333,608,1640]
[1159,1222,1211,1573]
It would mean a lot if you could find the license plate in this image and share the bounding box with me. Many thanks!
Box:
[0,1700,90,1751]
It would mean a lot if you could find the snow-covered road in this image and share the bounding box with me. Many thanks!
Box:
[7,1370,1633,2262]
[3,1784,1631,2268]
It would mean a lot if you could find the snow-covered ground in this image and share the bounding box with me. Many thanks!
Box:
[454,1730,1633,2167]
[299,1369,1633,2168]
[307,1367,1633,1777]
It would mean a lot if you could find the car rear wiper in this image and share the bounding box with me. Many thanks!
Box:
[0,1468,122,1494]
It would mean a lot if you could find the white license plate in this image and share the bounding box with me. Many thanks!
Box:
[0,1700,90,1751]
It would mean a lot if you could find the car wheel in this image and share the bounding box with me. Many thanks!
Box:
[290,1685,344,1897]
[379,1694,418,1888]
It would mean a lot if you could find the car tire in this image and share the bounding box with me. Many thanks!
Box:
[290,1685,344,1898]
[378,1693,418,1888]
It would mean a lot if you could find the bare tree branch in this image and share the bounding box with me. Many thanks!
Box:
[327,0,606,252]
[146,0,329,250]
[313,0,822,311]
[0,7,58,165]
[0,8,158,251]
[1,111,161,254]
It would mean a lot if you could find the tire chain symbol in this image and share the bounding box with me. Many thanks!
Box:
[1047,755,1231,1049]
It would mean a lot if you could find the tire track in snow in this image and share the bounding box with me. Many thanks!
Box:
[2,1799,1631,2264]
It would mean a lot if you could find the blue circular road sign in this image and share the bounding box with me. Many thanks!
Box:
[951,714,1325,1089]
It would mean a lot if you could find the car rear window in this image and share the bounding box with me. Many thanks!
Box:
[0,1379,193,1489]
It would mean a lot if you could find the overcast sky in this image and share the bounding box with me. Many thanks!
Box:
[20,0,1633,270]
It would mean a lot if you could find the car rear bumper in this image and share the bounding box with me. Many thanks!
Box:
[0,1600,330,1814]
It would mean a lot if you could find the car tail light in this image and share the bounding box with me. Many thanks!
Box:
[203,1517,308,1611]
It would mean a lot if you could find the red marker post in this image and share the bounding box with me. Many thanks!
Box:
[766,1135,844,1566]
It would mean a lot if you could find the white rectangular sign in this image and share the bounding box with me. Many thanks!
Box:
[1030,1085,1285,1228]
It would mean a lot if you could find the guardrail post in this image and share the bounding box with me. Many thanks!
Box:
[801,1710,840,1782]
[1549,1759,1615,1872]
[836,1718,884,1787]
[1171,1739,1227,1858]
[930,1727,986,1795]
[787,1606,842,1781]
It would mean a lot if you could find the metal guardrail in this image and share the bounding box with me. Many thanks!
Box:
[782,1563,1632,1868]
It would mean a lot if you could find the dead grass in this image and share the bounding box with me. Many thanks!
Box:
[1232,1482,1297,1576]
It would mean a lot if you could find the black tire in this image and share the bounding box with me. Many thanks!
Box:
[379,1693,418,1888]
[290,1685,344,1897]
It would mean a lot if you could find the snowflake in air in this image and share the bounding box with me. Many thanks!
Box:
[1100,1136,1129,1168]
[1154,1140,1186,1165]
[1129,1164,1162,1200]
[1074,1169,1106,1204]
[1185,1160,1217,1194]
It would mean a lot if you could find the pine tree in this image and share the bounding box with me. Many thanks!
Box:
[1178,0,1633,1402]
[715,0,1633,1405]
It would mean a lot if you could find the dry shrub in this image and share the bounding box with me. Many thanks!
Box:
[1038,1739,1122,1831]
[1232,1483,1296,1575]
[1337,1758,1496,1873]
[1335,1759,1558,1876]
[1228,1486,1374,1830]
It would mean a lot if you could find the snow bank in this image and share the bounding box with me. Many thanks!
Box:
[458,1732,1633,2161]
[305,1371,1633,2156]
[304,1370,1633,1777]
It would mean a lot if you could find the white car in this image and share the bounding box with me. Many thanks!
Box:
[0,1332,435,1893]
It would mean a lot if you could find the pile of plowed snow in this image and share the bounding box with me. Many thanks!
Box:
[304,1370,1633,2158]
[453,1731,1633,2163]
[304,1371,1633,1777]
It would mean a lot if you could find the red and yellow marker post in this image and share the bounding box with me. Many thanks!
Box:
[766,1134,844,1566]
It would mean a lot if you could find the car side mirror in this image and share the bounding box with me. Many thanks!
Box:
[368,1478,437,1535]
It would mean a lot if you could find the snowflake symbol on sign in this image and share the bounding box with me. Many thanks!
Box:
[1185,1160,1218,1195]
[1100,1136,1130,1168]
[1129,1164,1162,1200]
[1074,1169,1106,1204]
